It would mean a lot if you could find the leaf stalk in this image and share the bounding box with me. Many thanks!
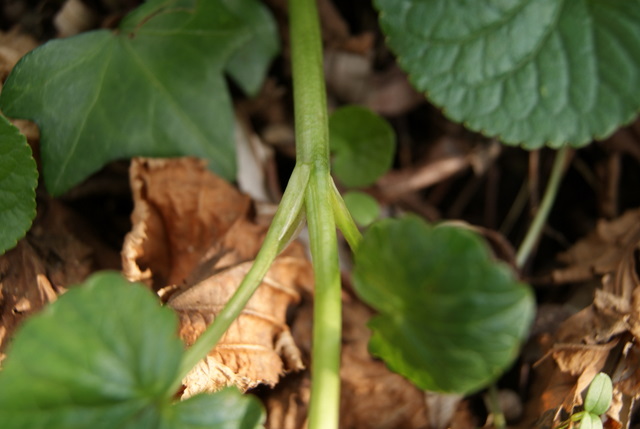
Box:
[176,164,310,385]
[515,146,569,269]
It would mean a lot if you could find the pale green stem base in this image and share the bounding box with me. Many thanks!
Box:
[306,170,342,429]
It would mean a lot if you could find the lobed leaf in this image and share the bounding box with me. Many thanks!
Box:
[0,115,37,254]
[352,216,535,393]
[0,0,279,195]
[0,271,264,429]
[375,0,640,148]
[329,105,395,188]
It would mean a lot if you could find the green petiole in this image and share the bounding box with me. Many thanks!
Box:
[515,146,570,269]
[176,163,310,385]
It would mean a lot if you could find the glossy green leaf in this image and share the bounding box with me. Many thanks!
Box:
[163,390,264,429]
[0,0,279,195]
[375,0,640,148]
[584,373,613,415]
[343,191,380,227]
[0,115,37,254]
[0,271,264,429]
[352,216,535,393]
[220,0,279,96]
[329,105,395,188]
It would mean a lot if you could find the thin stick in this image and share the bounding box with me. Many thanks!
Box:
[515,146,570,269]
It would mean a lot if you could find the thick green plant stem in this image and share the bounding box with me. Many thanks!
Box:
[515,146,570,268]
[290,0,328,166]
[176,164,309,383]
[290,0,341,427]
[305,174,342,429]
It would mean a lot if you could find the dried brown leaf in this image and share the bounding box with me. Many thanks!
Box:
[122,157,309,396]
[552,209,640,284]
[122,157,252,288]
[170,257,305,396]
[524,210,640,427]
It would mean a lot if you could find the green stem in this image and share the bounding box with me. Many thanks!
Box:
[290,0,328,166]
[515,146,569,269]
[176,164,309,384]
[290,0,341,427]
[306,172,342,429]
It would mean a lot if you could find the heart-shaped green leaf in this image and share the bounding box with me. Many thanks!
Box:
[0,115,37,254]
[0,0,279,195]
[0,271,264,429]
[329,105,395,188]
[375,0,640,148]
[353,216,535,393]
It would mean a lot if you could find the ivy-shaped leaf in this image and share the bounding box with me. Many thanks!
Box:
[0,271,264,429]
[329,105,395,188]
[0,115,37,254]
[375,0,640,148]
[0,0,279,195]
[353,216,535,393]
[220,0,279,96]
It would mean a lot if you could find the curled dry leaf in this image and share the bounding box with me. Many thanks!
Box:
[122,158,252,288]
[170,256,306,396]
[551,208,640,285]
[122,157,310,397]
[524,209,640,427]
